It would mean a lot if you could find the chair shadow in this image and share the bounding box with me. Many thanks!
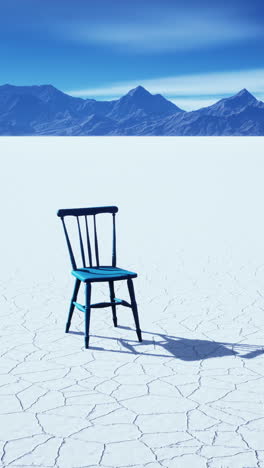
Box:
[70,327,264,361]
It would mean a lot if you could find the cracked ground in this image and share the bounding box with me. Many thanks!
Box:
[1,137,264,467]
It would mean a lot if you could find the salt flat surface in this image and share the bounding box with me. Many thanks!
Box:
[1,137,264,467]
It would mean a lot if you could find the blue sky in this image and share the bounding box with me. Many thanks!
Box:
[1,0,264,109]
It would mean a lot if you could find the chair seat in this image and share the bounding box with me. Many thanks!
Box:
[72,266,137,282]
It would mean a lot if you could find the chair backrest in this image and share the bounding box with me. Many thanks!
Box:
[57,206,118,270]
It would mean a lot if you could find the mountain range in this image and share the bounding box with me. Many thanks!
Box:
[0,83,263,136]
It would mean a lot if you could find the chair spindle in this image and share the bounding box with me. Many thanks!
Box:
[93,215,100,267]
[76,216,86,267]
[85,216,93,267]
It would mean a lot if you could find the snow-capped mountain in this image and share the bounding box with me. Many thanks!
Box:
[0,84,263,135]
[107,85,182,121]
[137,89,264,136]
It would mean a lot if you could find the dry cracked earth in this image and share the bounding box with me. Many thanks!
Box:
[1,254,264,468]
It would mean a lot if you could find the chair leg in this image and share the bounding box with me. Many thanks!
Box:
[127,278,142,342]
[85,282,92,349]
[65,279,81,333]
[109,281,118,327]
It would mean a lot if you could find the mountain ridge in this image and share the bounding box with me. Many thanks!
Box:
[0,84,263,135]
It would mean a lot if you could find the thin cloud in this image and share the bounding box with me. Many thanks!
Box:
[62,9,263,53]
[67,68,264,110]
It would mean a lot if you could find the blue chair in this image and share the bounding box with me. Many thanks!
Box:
[57,206,142,349]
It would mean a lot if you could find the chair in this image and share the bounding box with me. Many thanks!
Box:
[57,206,142,348]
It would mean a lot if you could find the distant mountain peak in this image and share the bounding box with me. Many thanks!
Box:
[232,88,256,102]
[126,86,151,97]
[108,84,183,119]
[204,87,259,118]
[236,88,253,97]
[0,83,57,91]
[0,83,62,96]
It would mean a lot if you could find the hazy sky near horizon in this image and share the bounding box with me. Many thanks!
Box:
[1,0,264,109]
